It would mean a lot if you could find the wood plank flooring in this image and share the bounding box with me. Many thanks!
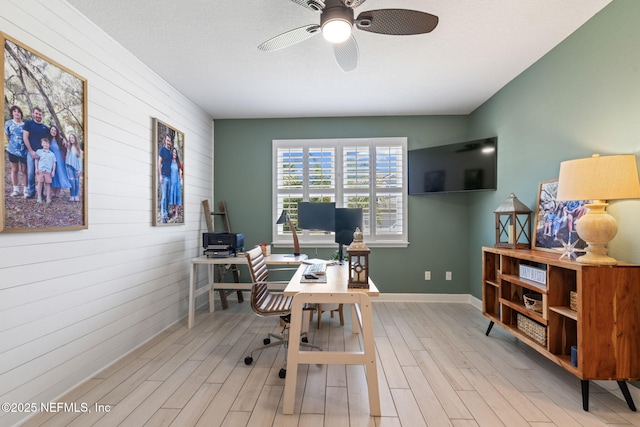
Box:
[22,299,640,426]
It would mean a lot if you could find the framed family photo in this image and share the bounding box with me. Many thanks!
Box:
[2,33,87,232]
[533,179,590,253]
[152,118,184,226]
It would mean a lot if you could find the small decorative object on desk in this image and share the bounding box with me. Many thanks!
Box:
[523,293,542,313]
[347,227,370,289]
[258,243,271,257]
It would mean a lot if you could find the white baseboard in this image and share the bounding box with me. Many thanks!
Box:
[373,293,483,308]
[214,290,483,308]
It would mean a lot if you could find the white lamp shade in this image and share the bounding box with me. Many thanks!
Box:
[556,154,640,201]
[555,153,640,265]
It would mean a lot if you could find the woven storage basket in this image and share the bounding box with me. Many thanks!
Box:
[517,313,547,346]
[523,294,542,313]
[570,291,577,311]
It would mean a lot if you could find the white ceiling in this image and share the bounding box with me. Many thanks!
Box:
[67,0,611,119]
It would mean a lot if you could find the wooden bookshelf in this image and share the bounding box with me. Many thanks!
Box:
[482,246,640,411]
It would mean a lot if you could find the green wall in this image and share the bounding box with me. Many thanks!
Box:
[214,116,474,293]
[214,1,640,296]
[466,0,640,298]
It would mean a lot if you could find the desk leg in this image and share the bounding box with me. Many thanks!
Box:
[359,293,381,416]
[208,265,216,313]
[188,263,197,329]
[351,303,360,333]
[283,294,304,415]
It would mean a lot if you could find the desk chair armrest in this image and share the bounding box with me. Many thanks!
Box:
[261,281,288,291]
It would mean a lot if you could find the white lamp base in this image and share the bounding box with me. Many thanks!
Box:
[575,201,618,265]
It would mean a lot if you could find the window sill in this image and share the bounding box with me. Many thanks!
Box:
[273,241,409,249]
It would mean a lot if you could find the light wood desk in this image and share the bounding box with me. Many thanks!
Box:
[282,263,380,415]
[188,254,307,329]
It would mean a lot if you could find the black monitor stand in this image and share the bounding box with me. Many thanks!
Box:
[338,243,345,264]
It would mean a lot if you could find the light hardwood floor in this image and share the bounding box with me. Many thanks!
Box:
[22,299,640,426]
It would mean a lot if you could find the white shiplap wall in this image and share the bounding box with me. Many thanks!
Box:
[0,1,214,425]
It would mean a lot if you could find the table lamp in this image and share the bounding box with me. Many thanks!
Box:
[276,209,300,256]
[556,154,640,265]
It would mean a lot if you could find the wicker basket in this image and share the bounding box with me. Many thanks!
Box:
[523,294,542,313]
[517,313,547,346]
[570,291,577,311]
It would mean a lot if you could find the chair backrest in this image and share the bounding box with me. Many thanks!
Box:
[245,247,291,317]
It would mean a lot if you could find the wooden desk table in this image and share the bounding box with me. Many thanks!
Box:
[282,263,380,415]
[188,254,307,329]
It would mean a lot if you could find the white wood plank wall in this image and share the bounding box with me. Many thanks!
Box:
[0,1,214,425]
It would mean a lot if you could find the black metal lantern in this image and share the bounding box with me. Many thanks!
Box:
[494,193,532,249]
[347,227,370,289]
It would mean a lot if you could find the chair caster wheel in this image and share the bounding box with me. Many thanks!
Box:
[279,368,286,379]
[301,337,308,343]
[244,356,253,365]
[263,338,271,345]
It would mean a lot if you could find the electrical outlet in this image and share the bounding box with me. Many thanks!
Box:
[425,271,431,280]
[446,271,452,280]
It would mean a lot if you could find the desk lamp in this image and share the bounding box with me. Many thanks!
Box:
[276,209,300,256]
[556,154,640,265]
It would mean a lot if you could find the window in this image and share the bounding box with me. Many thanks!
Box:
[273,137,408,248]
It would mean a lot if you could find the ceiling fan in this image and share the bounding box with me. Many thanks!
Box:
[258,0,439,72]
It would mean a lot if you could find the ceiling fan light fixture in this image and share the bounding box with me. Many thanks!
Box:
[323,19,352,43]
[321,5,354,43]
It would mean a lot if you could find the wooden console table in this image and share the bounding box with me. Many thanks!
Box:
[482,247,640,411]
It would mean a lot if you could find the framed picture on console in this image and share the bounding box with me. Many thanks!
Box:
[532,179,589,252]
[152,118,184,226]
[1,32,88,232]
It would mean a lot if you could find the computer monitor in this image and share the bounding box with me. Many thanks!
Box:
[334,208,363,262]
[297,202,335,231]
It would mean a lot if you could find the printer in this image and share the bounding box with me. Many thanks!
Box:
[202,232,244,257]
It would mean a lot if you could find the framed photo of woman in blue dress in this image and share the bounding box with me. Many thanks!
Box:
[2,32,88,232]
[152,118,184,226]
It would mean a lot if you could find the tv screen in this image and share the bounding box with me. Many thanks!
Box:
[297,202,335,231]
[334,208,363,246]
[408,137,497,195]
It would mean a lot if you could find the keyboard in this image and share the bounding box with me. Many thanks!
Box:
[303,263,327,279]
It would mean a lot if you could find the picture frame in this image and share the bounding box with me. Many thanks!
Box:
[532,179,589,253]
[2,33,88,232]
[152,118,184,226]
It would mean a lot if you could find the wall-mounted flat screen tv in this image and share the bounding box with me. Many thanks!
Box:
[408,137,497,195]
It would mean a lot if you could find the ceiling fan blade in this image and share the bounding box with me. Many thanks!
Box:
[258,25,321,51]
[343,0,367,8]
[333,35,358,72]
[356,9,438,35]
[287,0,325,12]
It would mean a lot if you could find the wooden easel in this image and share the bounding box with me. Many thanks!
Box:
[202,200,243,309]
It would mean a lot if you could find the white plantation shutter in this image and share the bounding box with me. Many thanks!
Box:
[375,145,404,237]
[273,138,408,247]
[276,147,303,235]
